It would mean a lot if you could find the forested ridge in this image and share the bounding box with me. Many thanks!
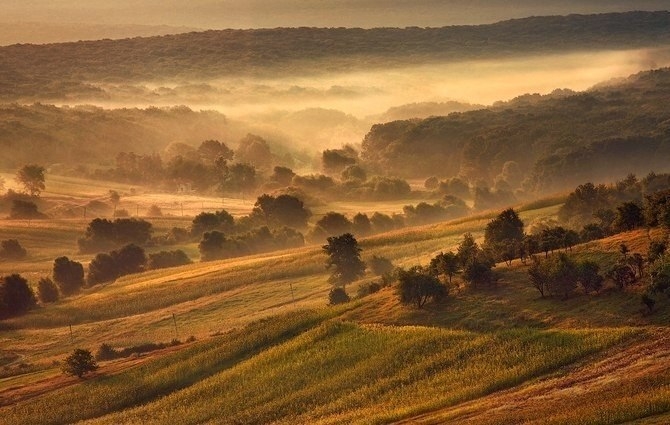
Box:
[361,67,670,192]
[1,11,669,101]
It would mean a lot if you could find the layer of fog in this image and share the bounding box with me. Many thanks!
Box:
[3,0,670,33]
[82,47,670,154]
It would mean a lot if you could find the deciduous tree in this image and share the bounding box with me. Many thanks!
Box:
[62,348,98,378]
[397,266,446,309]
[322,233,365,290]
[53,257,85,295]
[15,164,45,196]
[0,274,36,319]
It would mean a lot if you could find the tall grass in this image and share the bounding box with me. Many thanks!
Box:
[1,309,340,425]
[75,324,632,425]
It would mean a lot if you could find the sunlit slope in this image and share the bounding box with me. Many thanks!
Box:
[81,325,634,425]
[3,315,667,425]
[2,203,669,424]
[2,207,505,357]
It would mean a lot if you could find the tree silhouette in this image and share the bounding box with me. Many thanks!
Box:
[15,164,46,196]
[322,233,365,290]
[397,266,446,309]
[0,274,36,319]
[62,349,98,378]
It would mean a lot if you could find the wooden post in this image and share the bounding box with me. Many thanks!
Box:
[172,313,178,340]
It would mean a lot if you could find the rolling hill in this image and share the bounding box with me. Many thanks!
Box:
[0,194,668,424]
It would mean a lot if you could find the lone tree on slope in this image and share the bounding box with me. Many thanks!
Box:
[322,233,366,292]
[62,348,98,378]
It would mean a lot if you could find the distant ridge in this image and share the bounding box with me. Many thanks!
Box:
[0,22,201,47]
[0,11,669,102]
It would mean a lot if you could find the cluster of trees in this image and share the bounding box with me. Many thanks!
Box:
[388,232,499,309]
[183,194,310,261]
[558,174,670,233]
[0,104,230,169]
[309,197,470,244]
[87,244,147,285]
[528,254,604,299]
[93,137,416,203]
[292,172,413,202]
[78,218,153,253]
[320,230,499,309]
[93,137,281,195]
[198,227,304,261]
[0,165,48,218]
[31,247,192,306]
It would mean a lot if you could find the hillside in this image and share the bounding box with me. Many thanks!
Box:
[360,67,670,191]
[1,12,670,102]
[1,198,669,423]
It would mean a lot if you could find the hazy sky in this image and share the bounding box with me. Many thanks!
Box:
[4,0,670,29]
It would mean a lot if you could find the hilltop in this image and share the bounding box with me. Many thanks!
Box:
[1,11,670,102]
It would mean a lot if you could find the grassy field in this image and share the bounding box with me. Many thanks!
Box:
[1,181,669,424]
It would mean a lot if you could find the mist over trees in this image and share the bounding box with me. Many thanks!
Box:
[359,68,670,195]
[1,12,669,103]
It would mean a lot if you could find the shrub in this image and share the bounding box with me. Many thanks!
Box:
[62,348,98,378]
[112,244,147,276]
[148,250,192,270]
[328,287,350,305]
[528,254,579,299]
[608,263,637,290]
[113,209,130,218]
[95,343,119,361]
[357,282,382,298]
[369,255,394,276]
[9,200,46,219]
[146,204,163,217]
[641,293,655,313]
[198,231,229,261]
[576,260,604,294]
[0,239,27,260]
[37,277,59,303]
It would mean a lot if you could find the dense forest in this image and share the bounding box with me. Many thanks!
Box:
[0,105,230,168]
[361,67,670,193]
[1,12,669,101]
